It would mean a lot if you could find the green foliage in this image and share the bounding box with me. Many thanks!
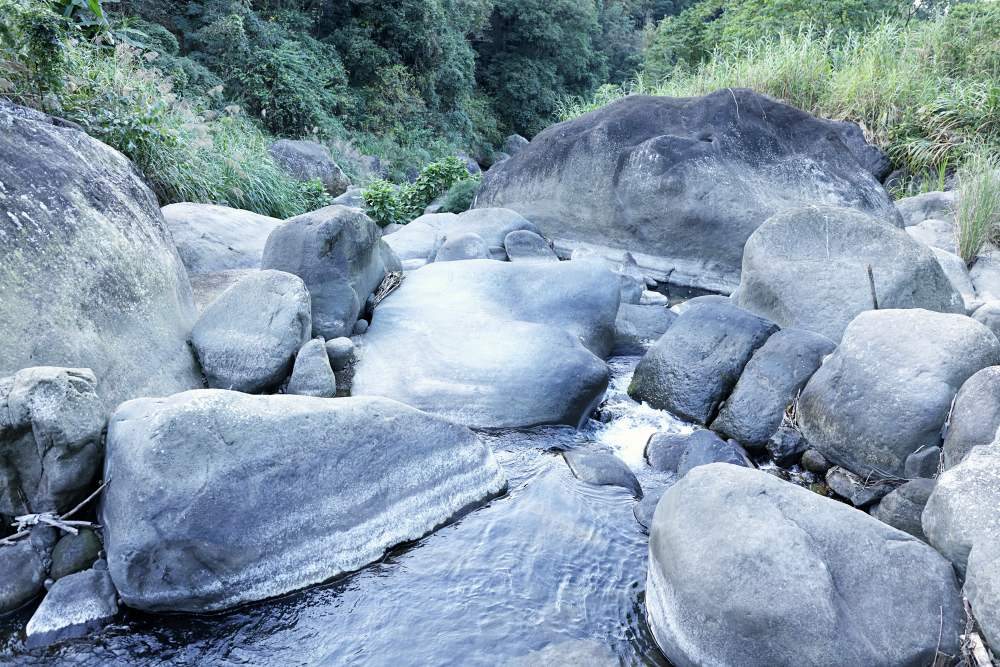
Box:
[362,156,474,226]
[0,0,70,102]
[438,177,481,213]
[563,9,1000,177]
[957,148,1000,265]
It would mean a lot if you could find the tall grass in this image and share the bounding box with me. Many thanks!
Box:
[957,148,1000,265]
[559,15,1000,177]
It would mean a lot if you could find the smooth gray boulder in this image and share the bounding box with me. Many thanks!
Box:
[286,338,337,398]
[562,449,642,498]
[872,479,935,540]
[646,464,963,667]
[613,304,677,355]
[922,443,1000,578]
[503,229,558,262]
[190,271,312,393]
[737,206,964,342]
[352,319,369,335]
[332,186,365,208]
[896,190,956,227]
[101,391,506,612]
[971,251,1000,302]
[262,205,387,339]
[644,429,749,475]
[0,101,202,407]
[161,203,282,274]
[711,328,835,449]
[972,300,1000,340]
[50,528,102,581]
[628,301,778,424]
[502,134,529,157]
[382,209,540,268]
[801,448,831,474]
[633,487,666,531]
[189,269,257,313]
[907,218,957,254]
[799,309,1000,478]
[966,538,1000,650]
[25,569,118,648]
[644,431,692,473]
[0,367,105,516]
[352,260,618,429]
[931,248,979,312]
[0,528,55,613]
[269,139,350,196]
[477,90,900,293]
[434,232,491,262]
[325,337,355,371]
[943,366,1000,469]
[572,248,645,304]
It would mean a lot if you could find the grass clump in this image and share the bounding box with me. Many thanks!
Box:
[957,148,1000,265]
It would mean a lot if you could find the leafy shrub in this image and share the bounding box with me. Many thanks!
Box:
[0,0,70,103]
[362,156,474,226]
[438,177,481,213]
[957,148,1000,265]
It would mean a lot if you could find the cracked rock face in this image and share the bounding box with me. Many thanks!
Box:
[646,464,962,667]
[101,391,506,612]
[0,367,105,516]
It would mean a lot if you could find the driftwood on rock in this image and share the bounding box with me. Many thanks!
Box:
[0,480,107,547]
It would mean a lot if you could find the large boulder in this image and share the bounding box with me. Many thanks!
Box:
[352,260,619,429]
[628,301,778,424]
[476,90,899,293]
[382,208,540,269]
[646,464,963,667]
[922,443,1000,578]
[190,270,312,393]
[711,328,835,449]
[101,391,506,612]
[262,205,387,339]
[0,102,202,407]
[736,206,963,342]
[799,309,1000,478]
[943,366,1000,469]
[0,367,105,516]
[269,139,350,196]
[161,203,282,274]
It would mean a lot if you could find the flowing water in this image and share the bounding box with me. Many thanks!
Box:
[1,356,693,666]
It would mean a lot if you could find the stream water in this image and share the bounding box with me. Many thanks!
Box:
[1,356,692,666]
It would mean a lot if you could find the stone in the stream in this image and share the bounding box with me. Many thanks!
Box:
[503,229,558,262]
[0,528,56,614]
[382,208,540,268]
[269,139,350,196]
[0,100,202,407]
[644,429,749,476]
[0,367,105,516]
[646,464,962,667]
[562,450,642,498]
[766,426,809,467]
[799,309,1000,479]
[191,270,312,393]
[943,366,1000,469]
[896,190,957,228]
[872,479,935,541]
[161,203,282,274]
[736,206,963,342]
[325,337,355,371]
[286,338,337,398]
[644,431,691,473]
[25,569,118,648]
[801,448,831,474]
[434,232,491,262]
[352,259,618,429]
[262,205,387,339]
[628,300,778,424]
[922,443,1000,578]
[50,529,102,581]
[506,639,619,667]
[825,467,896,508]
[101,391,506,612]
[476,90,898,293]
[633,487,666,532]
[571,248,645,304]
[904,445,941,479]
[711,328,835,450]
[966,538,1000,650]
[613,304,676,355]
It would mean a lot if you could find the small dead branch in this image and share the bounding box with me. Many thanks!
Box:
[867,264,879,310]
[0,478,109,547]
[962,598,997,667]
[371,271,403,310]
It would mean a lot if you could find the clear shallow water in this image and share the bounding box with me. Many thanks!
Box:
[1,356,691,666]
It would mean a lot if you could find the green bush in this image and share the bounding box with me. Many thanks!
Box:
[438,177,481,213]
[361,180,405,228]
[362,156,474,226]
